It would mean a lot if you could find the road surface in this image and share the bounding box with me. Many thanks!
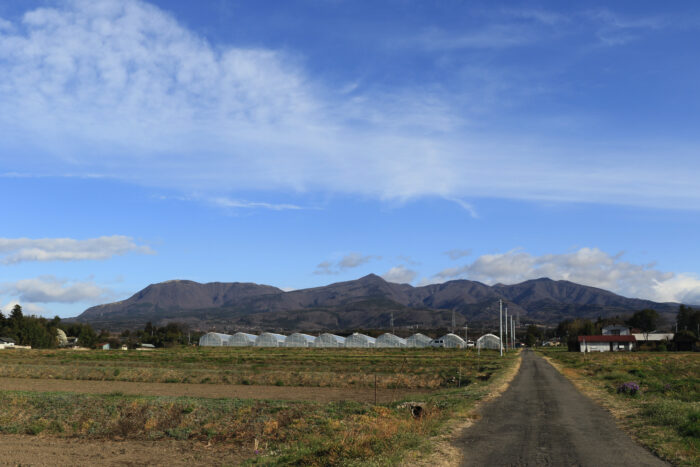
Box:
[457,350,668,466]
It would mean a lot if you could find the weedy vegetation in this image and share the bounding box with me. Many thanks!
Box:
[0,347,519,465]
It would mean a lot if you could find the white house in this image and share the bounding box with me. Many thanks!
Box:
[578,335,635,352]
[602,325,630,336]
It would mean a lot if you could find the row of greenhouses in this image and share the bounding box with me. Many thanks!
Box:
[199,331,503,349]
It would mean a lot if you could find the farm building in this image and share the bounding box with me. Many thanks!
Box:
[375,333,407,348]
[314,333,346,348]
[579,335,635,352]
[431,333,466,348]
[0,337,15,349]
[285,333,316,347]
[255,332,286,347]
[227,332,257,347]
[632,333,674,342]
[345,333,376,348]
[476,333,501,350]
[199,332,233,347]
[406,333,433,348]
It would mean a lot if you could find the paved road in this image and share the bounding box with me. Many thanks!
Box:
[457,350,668,467]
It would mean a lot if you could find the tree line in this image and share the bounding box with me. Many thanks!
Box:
[0,305,197,349]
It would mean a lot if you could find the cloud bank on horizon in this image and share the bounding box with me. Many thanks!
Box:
[0,0,698,209]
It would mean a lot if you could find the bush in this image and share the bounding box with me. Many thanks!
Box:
[617,381,640,396]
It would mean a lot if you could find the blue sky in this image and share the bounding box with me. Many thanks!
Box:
[1,0,699,318]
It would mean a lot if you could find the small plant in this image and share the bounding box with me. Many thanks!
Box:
[617,381,640,396]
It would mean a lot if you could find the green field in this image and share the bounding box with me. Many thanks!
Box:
[539,349,699,466]
[0,347,520,465]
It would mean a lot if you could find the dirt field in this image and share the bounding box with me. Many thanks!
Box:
[0,376,427,403]
[0,434,248,466]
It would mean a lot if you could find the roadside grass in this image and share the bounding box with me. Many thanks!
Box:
[0,348,520,465]
[0,347,505,389]
[539,348,699,466]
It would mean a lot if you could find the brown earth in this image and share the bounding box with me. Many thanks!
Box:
[0,434,249,466]
[0,376,428,403]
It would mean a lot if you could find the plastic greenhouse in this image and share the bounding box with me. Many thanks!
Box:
[345,333,376,348]
[476,333,502,350]
[406,333,433,348]
[285,333,316,347]
[431,333,466,348]
[226,332,257,347]
[375,333,407,348]
[198,332,232,347]
[314,333,346,348]
[255,332,286,347]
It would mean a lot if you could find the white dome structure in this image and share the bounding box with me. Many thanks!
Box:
[375,333,407,348]
[226,332,257,347]
[285,333,316,347]
[476,333,502,350]
[431,333,466,349]
[255,332,286,347]
[406,333,433,348]
[345,333,376,348]
[314,333,346,348]
[199,332,232,347]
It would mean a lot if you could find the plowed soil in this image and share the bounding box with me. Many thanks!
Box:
[0,434,248,466]
[0,376,426,402]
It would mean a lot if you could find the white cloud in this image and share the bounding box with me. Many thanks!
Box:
[1,301,46,316]
[0,236,153,264]
[445,249,472,260]
[2,276,111,303]
[382,266,417,284]
[0,1,697,210]
[314,253,379,275]
[209,197,304,211]
[431,247,700,303]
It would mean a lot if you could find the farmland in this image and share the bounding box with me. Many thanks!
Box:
[539,349,699,466]
[0,347,520,465]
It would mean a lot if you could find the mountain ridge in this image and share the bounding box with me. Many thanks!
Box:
[75,275,681,331]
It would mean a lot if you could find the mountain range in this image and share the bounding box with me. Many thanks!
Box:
[74,274,680,332]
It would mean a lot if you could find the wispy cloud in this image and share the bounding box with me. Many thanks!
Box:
[209,197,305,211]
[1,276,112,303]
[0,1,697,211]
[0,236,153,264]
[314,252,380,275]
[430,247,700,304]
[444,249,472,260]
[382,266,417,284]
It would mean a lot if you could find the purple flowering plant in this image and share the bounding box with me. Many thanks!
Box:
[617,381,640,396]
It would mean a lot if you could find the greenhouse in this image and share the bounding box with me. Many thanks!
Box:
[314,333,346,348]
[226,332,257,347]
[431,333,466,348]
[255,332,287,347]
[285,333,316,347]
[198,332,233,347]
[345,333,376,348]
[476,333,502,350]
[375,333,407,348]
[405,333,433,348]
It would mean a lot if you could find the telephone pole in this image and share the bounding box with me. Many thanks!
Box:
[499,299,503,357]
[505,306,509,351]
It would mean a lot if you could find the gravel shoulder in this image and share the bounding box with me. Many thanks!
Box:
[456,350,668,467]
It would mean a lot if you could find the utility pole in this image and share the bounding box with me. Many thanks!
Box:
[464,324,468,343]
[390,312,395,335]
[505,307,509,351]
[511,316,515,348]
[499,299,503,357]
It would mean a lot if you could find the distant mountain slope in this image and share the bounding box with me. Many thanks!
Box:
[75,275,680,331]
